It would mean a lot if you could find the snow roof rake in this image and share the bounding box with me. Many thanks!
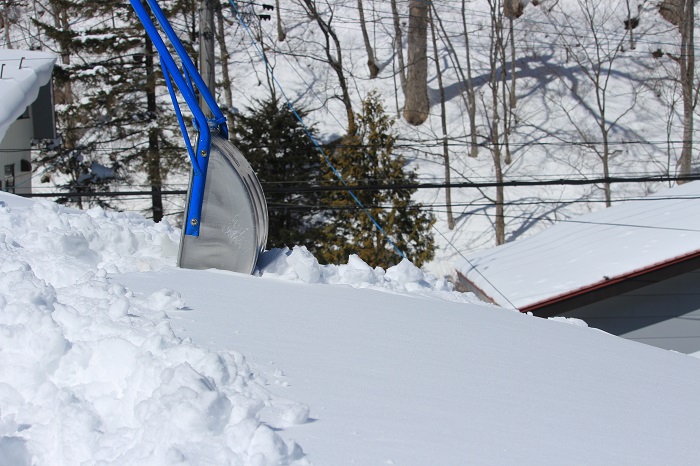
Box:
[129,0,268,274]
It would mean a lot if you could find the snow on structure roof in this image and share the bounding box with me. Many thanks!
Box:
[457,181,700,310]
[0,49,56,143]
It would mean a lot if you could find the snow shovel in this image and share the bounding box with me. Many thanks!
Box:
[129,0,268,274]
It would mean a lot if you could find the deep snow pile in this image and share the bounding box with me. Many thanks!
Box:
[0,195,307,465]
[4,192,700,465]
[256,247,479,305]
[0,192,476,464]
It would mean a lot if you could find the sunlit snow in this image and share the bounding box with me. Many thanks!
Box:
[1,192,699,465]
[458,181,700,309]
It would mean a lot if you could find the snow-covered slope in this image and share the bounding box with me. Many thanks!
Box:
[229,0,697,275]
[0,49,56,142]
[1,192,699,465]
[7,0,695,276]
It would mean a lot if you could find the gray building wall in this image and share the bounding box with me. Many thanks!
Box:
[561,270,700,354]
[0,81,56,195]
[0,111,33,194]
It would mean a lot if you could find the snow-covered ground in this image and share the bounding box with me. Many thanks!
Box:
[227,0,697,277]
[7,0,695,278]
[2,191,700,465]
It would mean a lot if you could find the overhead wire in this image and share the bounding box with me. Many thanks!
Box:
[11,1,695,235]
[6,136,700,155]
[17,173,700,198]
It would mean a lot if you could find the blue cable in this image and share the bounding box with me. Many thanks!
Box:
[227,0,406,260]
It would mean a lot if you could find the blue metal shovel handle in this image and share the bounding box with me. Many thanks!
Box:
[129,0,228,236]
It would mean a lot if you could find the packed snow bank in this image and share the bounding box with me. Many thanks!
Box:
[4,191,700,465]
[257,247,482,305]
[0,192,473,465]
[0,195,178,276]
[117,258,700,465]
[0,49,56,142]
[0,193,307,465]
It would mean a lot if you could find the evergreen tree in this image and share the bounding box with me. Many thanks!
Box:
[319,91,435,268]
[32,0,120,208]
[233,95,325,250]
[33,0,185,218]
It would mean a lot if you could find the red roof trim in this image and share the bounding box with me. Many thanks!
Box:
[519,249,700,314]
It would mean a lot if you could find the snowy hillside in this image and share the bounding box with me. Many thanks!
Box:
[2,192,700,465]
[223,0,699,276]
[4,0,698,278]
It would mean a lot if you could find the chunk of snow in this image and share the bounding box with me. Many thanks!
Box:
[548,316,589,327]
[256,246,479,304]
[0,191,307,464]
[2,190,700,465]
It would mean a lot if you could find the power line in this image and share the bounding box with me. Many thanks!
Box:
[16,173,700,199]
[260,174,700,193]
[6,137,697,155]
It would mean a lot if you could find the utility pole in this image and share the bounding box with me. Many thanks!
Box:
[198,0,216,117]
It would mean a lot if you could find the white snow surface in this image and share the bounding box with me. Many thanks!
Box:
[1,191,700,465]
[0,49,56,142]
[457,181,700,309]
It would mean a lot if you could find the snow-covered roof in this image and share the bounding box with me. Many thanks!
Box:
[2,190,700,464]
[457,181,700,310]
[0,49,56,142]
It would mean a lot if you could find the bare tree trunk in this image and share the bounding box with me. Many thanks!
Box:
[494,161,505,245]
[497,15,513,166]
[501,59,512,166]
[504,0,526,18]
[215,2,235,123]
[404,0,429,126]
[509,17,517,108]
[357,0,379,78]
[47,0,82,207]
[586,3,614,206]
[600,120,612,206]
[461,0,479,157]
[145,33,163,222]
[625,0,636,50]
[489,0,506,245]
[198,0,216,118]
[51,2,73,108]
[429,7,454,230]
[429,2,479,158]
[1,2,11,49]
[678,0,695,181]
[275,0,286,41]
[390,0,406,94]
[301,0,355,133]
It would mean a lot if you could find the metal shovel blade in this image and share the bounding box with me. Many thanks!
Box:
[178,136,268,274]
